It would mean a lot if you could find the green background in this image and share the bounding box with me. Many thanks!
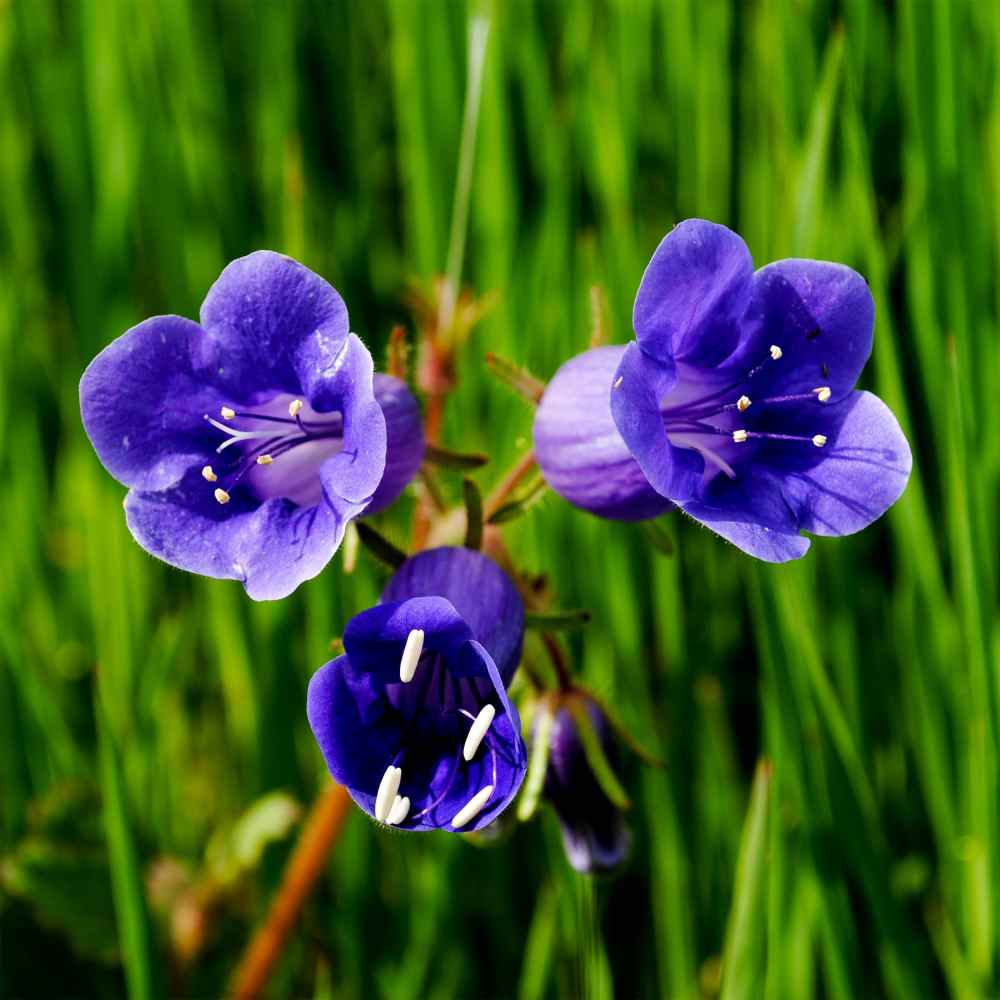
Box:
[1,1,997,997]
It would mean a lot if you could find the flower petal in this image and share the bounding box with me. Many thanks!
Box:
[777,390,912,537]
[380,548,525,683]
[79,315,217,492]
[610,343,705,503]
[317,334,387,510]
[124,467,358,599]
[364,374,426,515]
[633,219,753,366]
[534,346,675,521]
[199,250,350,400]
[729,259,874,402]
[680,391,910,560]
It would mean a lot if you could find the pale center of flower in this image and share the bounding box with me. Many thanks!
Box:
[202,394,344,507]
[650,344,831,481]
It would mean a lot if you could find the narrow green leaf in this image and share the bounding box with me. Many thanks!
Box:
[517,702,554,822]
[485,352,545,404]
[462,477,484,550]
[355,522,407,569]
[425,443,489,469]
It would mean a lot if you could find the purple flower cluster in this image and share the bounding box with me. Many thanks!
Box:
[534,220,911,561]
[80,221,914,847]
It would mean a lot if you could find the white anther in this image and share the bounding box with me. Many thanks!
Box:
[814,386,831,403]
[375,765,402,823]
[399,629,425,683]
[387,795,410,827]
[732,429,749,444]
[769,344,783,360]
[812,434,827,448]
[220,406,236,420]
[463,705,496,762]
[214,488,230,504]
[256,454,273,465]
[737,395,751,412]
[613,375,623,389]
[288,399,304,417]
[451,785,494,829]
[202,465,218,482]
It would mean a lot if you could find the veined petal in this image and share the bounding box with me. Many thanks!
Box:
[534,346,675,522]
[728,258,874,402]
[124,468,359,599]
[610,343,704,503]
[633,219,753,367]
[80,315,217,492]
[381,547,525,685]
[364,374,426,515]
[317,334,387,512]
[199,250,350,399]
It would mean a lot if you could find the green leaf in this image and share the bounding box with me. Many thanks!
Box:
[486,475,549,525]
[485,352,545,404]
[462,477,484,550]
[640,519,675,558]
[355,522,407,569]
[524,609,592,631]
[425,443,489,469]
[517,702,554,822]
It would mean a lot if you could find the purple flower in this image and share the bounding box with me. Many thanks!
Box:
[539,694,631,874]
[307,547,527,832]
[80,252,424,599]
[534,220,912,561]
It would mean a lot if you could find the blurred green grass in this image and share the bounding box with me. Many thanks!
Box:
[1,1,997,997]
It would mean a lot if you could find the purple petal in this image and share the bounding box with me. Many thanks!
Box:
[543,698,631,874]
[364,375,425,515]
[610,343,704,503]
[380,547,525,684]
[680,390,910,561]
[80,315,218,492]
[199,251,350,401]
[727,259,874,403]
[317,334,387,510]
[633,219,753,366]
[533,347,674,521]
[124,467,362,600]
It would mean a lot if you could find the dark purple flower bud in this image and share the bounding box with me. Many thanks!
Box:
[540,694,631,874]
[307,547,527,833]
[533,220,912,561]
[79,252,424,599]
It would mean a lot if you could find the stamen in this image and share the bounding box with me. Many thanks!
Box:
[814,386,831,403]
[451,785,494,829]
[463,705,496,761]
[732,429,749,444]
[214,488,230,504]
[256,454,273,465]
[288,399,304,418]
[613,375,623,389]
[387,795,410,827]
[737,395,751,412]
[812,434,827,447]
[399,629,425,683]
[375,765,402,823]
[202,465,218,482]
[220,406,236,420]
[769,345,783,360]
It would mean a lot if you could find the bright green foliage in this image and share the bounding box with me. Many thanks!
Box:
[1,1,997,997]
